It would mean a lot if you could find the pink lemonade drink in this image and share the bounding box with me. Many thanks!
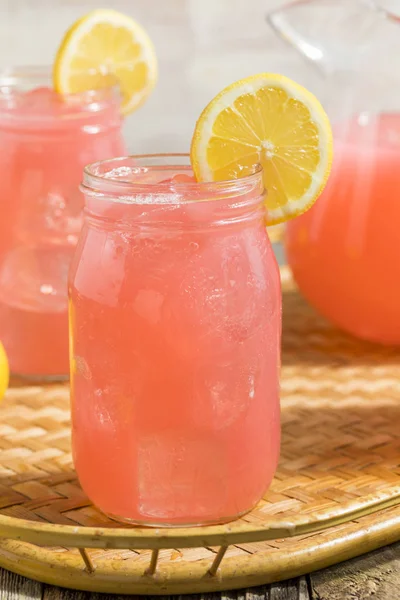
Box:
[0,66,126,378]
[286,113,400,344]
[70,155,281,526]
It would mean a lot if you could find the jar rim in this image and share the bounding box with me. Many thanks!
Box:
[0,65,120,120]
[82,153,264,205]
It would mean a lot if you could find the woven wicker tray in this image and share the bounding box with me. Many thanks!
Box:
[1,265,400,595]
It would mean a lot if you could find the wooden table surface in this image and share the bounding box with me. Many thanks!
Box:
[1,541,400,600]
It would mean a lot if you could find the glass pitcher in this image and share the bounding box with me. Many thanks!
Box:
[268,0,400,344]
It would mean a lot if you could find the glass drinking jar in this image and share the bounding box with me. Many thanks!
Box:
[0,66,126,379]
[268,0,400,343]
[69,154,281,526]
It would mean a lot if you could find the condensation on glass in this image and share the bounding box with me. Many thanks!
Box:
[69,154,282,526]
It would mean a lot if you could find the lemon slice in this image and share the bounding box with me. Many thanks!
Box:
[0,342,9,402]
[53,9,158,115]
[190,73,333,225]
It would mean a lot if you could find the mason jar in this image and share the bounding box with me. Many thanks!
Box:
[70,154,281,526]
[0,66,126,379]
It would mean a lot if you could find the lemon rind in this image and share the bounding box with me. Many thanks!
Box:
[53,9,158,116]
[191,73,333,225]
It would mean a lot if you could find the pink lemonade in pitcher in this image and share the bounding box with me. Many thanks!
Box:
[286,113,400,344]
[0,69,125,378]
[70,156,281,526]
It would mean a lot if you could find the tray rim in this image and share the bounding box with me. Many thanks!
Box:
[1,488,400,549]
[1,504,400,595]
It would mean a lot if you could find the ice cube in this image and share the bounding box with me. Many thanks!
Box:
[0,245,72,311]
[171,173,196,183]
[161,230,270,360]
[161,262,231,360]
[192,343,263,430]
[138,430,227,520]
[159,173,196,185]
[133,289,164,325]
[22,86,64,113]
[16,187,83,247]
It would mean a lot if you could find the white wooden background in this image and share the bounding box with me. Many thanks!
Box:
[1,0,399,153]
[0,0,311,153]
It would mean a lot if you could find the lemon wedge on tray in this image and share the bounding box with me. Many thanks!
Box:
[0,342,9,402]
[191,73,333,225]
[53,9,158,115]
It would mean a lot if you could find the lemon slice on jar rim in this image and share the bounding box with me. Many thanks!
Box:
[53,9,158,115]
[190,73,333,225]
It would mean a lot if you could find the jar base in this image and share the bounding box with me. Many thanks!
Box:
[105,506,253,528]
